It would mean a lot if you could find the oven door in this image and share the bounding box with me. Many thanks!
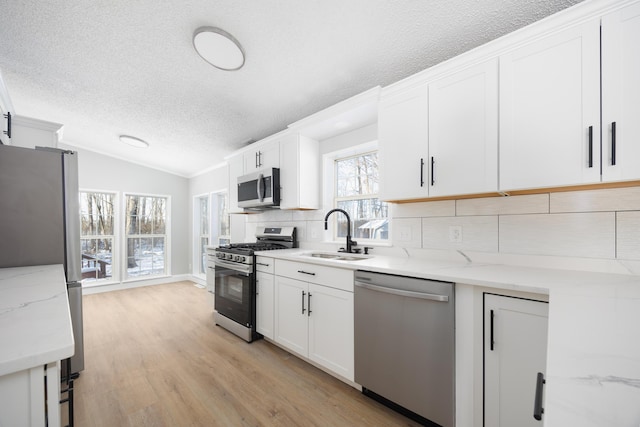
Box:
[214,260,254,327]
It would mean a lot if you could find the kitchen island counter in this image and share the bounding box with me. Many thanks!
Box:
[0,264,74,376]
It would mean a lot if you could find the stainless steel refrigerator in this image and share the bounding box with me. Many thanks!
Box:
[0,144,84,376]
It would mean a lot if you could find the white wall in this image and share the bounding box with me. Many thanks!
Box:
[60,143,190,280]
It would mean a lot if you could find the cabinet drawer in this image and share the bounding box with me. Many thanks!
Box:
[275,259,353,292]
[256,256,275,274]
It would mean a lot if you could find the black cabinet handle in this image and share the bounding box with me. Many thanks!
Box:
[258,150,263,167]
[490,309,495,351]
[611,121,617,166]
[308,292,312,316]
[256,262,270,267]
[255,151,259,168]
[431,156,435,186]
[420,158,425,187]
[301,290,306,314]
[588,126,593,168]
[297,270,316,276]
[533,372,545,421]
[3,112,11,139]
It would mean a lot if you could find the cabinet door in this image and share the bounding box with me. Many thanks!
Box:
[499,19,600,191]
[308,283,354,381]
[274,276,308,357]
[244,141,280,172]
[227,155,244,213]
[484,294,548,427]
[378,86,429,201]
[428,59,498,196]
[256,272,275,339]
[602,3,640,182]
[279,133,320,210]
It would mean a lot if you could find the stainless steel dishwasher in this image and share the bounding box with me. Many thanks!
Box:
[354,270,455,427]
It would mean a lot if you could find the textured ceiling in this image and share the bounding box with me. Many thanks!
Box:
[0,0,582,177]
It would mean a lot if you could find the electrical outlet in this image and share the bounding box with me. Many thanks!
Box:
[310,228,318,239]
[449,225,462,243]
[399,226,412,241]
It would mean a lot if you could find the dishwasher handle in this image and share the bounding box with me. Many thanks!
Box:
[355,281,449,302]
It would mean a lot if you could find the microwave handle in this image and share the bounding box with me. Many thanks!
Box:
[257,173,264,202]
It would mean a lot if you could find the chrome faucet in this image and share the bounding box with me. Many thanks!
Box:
[324,208,357,253]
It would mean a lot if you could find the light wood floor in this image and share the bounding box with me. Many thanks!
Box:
[71,281,421,426]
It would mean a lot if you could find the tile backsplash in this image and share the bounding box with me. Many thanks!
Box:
[244,186,640,275]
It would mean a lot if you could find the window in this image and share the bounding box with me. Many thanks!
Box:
[80,192,115,282]
[125,194,169,278]
[195,194,209,275]
[334,150,388,242]
[212,191,230,246]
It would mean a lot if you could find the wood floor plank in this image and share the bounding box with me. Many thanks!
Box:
[74,282,421,426]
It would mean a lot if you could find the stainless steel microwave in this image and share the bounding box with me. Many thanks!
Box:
[237,168,280,209]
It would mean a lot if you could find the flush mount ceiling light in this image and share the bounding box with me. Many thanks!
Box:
[119,135,149,148]
[193,26,245,71]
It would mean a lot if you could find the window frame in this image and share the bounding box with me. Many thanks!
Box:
[211,190,230,247]
[123,192,171,281]
[79,189,118,285]
[323,141,390,246]
[193,193,210,278]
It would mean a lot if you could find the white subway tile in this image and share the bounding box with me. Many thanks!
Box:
[617,211,640,260]
[422,216,498,252]
[457,194,549,216]
[499,213,616,258]
[292,209,326,221]
[391,200,455,218]
[391,218,422,249]
[550,186,640,213]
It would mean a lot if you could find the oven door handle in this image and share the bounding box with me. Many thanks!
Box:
[213,260,252,276]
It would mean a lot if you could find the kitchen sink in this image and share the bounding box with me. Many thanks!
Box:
[300,252,370,262]
[309,253,342,259]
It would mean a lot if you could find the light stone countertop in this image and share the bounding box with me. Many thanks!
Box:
[256,248,640,427]
[0,264,74,376]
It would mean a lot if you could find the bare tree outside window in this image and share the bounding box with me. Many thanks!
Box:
[334,151,388,241]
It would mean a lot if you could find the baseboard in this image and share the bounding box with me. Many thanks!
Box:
[82,274,194,294]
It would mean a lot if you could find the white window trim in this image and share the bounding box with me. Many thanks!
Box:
[322,140,391,247]
[211,190,230,247]
[79,189,120,286]
[192,192,210,278]
[122,192,171,282]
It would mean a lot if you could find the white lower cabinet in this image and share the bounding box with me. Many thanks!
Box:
[256,256,275,339]
[274,260,354,381]
[0,361,61,427]
[484,294,549,426]
[256,271,275,339]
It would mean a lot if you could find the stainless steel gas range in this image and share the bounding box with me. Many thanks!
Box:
[213,226,296,342]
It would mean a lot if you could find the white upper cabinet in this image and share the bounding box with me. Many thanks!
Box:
[499,19,601,191]
[378,86,429,201]
[379,58,499,201]
[428,59,498,197]
[279,132,319,210]
[243,139,279,172]
[601,2,640,182]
